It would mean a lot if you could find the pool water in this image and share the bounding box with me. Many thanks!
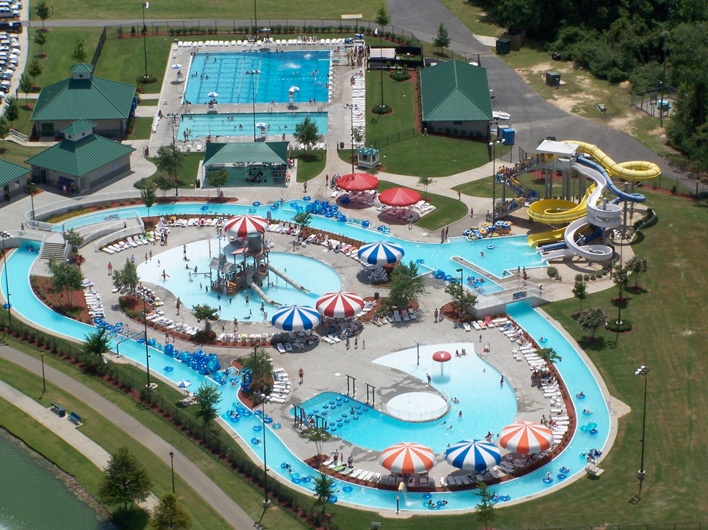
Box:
[184,51,331,105]
[137,248,341,321]
[177,111,328,140]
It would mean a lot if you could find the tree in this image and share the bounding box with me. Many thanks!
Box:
[83,327,111,357]
[27,58,43,79]
[154,174,176,197]
[3,96,18,126]
[33,31,47,56]
[191,304,219,332]
[444,281,477,319]
[375,5,390,112]
[48,257,84,303]
[612,262,630,303]
[292,211,312,229]
[63,228,84,252]
[155,144,185,196]
[113,260,140,294]
[0,117,9,139]
[99,447,152,513]
[293,115,321,149]
[417,175,433,199]
[241,347,273,396]
[572,280,587,310]
[578,307,609,338]
[538,347,562,364]
[388,261,427,307]
[35,1,50,30]
[207,168,228,196]
[71,36,87,63]
[149,494,192,530]
[194,382,221,434]
[312,472,336,523]
[18,74,33,107]
[475,480,497,529]
[627,256,649,290]
[140,185,157,220]
[433,23,451,55]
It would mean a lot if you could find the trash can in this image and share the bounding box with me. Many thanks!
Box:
[339,141,345,149]
[496,39,511,56]
[374,292,379,300]
[546,71,561,87]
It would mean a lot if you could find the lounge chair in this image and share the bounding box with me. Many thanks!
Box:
[276,343,286,353]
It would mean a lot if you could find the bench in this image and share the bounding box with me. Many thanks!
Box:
[597,103,607,113]
[68,411,82,425]
[370,522,382,529]
[50,402,66,418]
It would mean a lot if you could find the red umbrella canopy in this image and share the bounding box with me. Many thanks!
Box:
[378,442,435,474]
[378,187,422,207]
[224,214,269,238]
[432,351,452,363]
[337,173,379,191]
[499,421,554,455]
[315,291,365,319]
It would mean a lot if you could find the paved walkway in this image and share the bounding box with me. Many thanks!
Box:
[0,346,254,529]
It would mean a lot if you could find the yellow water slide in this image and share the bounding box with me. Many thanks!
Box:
[567,141,661,182]
[527,186,594,224]
[527,227,566,248]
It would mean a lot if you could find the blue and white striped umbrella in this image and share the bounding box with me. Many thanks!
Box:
[357,242,404,265]
[270,305,321,331]
[444,440,501,472]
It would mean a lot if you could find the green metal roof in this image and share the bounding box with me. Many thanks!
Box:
[31,70,136,122]
[62,120,95,137]
[419,60,493,122]
[357,147,379,156]
[204,142,288,166]
[69,63,94,75]
[0,158,30,186]
[25,133,135,177]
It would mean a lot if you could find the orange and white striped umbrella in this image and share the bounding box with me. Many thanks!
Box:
[224,214,269,238]
[378,442,435,474]
[499,421,554,455]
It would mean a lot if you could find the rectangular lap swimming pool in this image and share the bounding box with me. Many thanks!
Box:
[178,111,328,140]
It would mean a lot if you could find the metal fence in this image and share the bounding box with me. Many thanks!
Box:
[368,128,418,149]
[532,523,705,530]
[631,85,677,119]
[91,26,108,67]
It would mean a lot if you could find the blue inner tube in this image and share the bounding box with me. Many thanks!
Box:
[423,493,432,499]
[164,366,174,372]
[201,205,209,211]
[273,423,281,429]
[251,437,261,445]
[328,495,338,504]
[300,475,311,483]
[543,477,553,483]
[342,485,353,493]
[264,416,274,424]
[281,462,289,469]
[416,258,425,264]
[487,244,495,249]
[557,473,568,479]
[303,195,311,201]
[253,425,263,432]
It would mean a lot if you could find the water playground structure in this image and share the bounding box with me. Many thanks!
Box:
[526,141,660,262]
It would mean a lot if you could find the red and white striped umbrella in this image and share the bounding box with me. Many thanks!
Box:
[499,421,554,455]
[378,442,435,474]
[315,291,365,319]
[224,214,269,238]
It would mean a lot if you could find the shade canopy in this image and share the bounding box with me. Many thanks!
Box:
[445,440,501,472]
[288,86,300,93]
[207,91,219,98]
[378,442,435,474]
[177,379,191,388]
[432,351,452,363]
[315,291,365,319]
[270,305,321,331]
[378,187,422,207]
[357,242,404,265]
[337,172,379,191]
[171,63,182,69]
[255,122,268,129]
[499,421,554,455]
[224,214,269,238]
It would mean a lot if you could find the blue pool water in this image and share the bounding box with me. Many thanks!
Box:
[177,111,328,140]
[137,248,341,320]
[3,204,612,512]
[184,51,331,105]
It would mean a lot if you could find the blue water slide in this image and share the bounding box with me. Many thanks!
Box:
[576,156,646,203]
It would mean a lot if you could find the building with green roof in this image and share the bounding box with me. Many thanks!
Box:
[25,121,135,194]
[0,158,31,202]
[419,60,493,139]
[202,142,290,188]
[31,64,137,140]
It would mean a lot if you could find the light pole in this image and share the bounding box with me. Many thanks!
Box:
[142,301,152,400]
[634,365,649,494]
[169,451,175,493]
[488,137,503,222]
[253,0,258,37]
[40,350,46,396]
[28,184,35,222]
[258,393,270,509]
[1,231,11,326]
[252,71,261,142]
[456,268,464,321]
[345,103,358,174]
[413,339,420,366]
[141,2,150,82]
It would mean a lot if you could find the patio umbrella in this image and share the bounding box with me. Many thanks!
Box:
[316,291,365,319]
[177,380,191,388]
[587,448,602,460]
[270,305,321,331]
[445,440,502,472]
[170,63,182,69]
[288,86,300,93]
[378,442,435,474]
[378,187,422,207]
[207,91,219,98]
[224,214,269,238]
[337,172,379,192]
[357,242,404,265]
[432,350,452,376]
[255,122,268,129]
[499,421,554,455]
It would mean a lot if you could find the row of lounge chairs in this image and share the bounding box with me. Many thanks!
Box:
[323,456,382,484]
[84,285,105,319]
[175,36,348,49]
[101,235,150,254]
[275,330,319,352]
[268,368,290,404]
[146,314,200,336]
[462,315,510,332]
[217,332,275,346]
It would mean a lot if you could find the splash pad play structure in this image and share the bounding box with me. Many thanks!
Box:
[526,141,660,261]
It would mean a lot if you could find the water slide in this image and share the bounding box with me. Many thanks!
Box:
[527,227,566,248]
[567,140,661,182]
[267,264,310,293]
[248,280,282,307]
[527,186,594,224]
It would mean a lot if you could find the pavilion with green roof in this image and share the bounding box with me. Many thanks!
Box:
[418,60,493,139]
[0,158,31,202]
[25,120,135,194]
[202,142,290,188]
[31,64,137,140]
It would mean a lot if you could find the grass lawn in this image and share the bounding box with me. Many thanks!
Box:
[128,117,153,140]
[0,141,44,167]
[437,0,504,38]
[292,150,326,182]
[7,103,36,137]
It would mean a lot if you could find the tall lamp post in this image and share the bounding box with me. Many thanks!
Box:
[634,365,649,495]
[253,0,258,37]
[251,71,261,142]
[0,231,11,326]
[40,350,46,396]
[142,301,152,400]
[141,2,150,82]
[345,103,358,174]
[456,268,464,321]
[169,451,175,493]
[258,393,270,509]
[488,136,504,222]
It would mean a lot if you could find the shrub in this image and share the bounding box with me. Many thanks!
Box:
[547,266,559,279]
